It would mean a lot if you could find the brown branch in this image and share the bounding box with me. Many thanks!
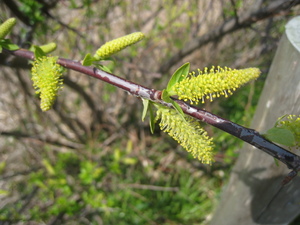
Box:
[159,0,300,74]
[3,48,300,184]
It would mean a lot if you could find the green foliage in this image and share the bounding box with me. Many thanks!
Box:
[141,99,156,134]
[142,99,150,122]
[264,115,300,148]
[264,127,295,147]
[0,145,220,224]
[0,39,19,53]
[223,0,243,17]
[18,0,45,25]
[0,1,295,224]
[166,62,190,92]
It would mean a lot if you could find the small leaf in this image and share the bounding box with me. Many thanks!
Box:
[0,39,19,51]
[166,62,190,92]
[33,46,46,59]
[273,158,279,167]
[142,99,149,121]
[264,127,296,147]
[161,89,172,103]
[97,64,112,73]
[162,89,184,118]
[149,102,155,134]
[82,53,94,66]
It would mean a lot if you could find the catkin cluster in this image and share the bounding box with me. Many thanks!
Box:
[31,56,63,111]
[172,66,261,104]
[156,106,214,164]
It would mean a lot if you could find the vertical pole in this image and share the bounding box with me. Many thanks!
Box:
[210,16,300,225]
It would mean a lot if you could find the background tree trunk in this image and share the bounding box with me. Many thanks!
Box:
[210,16,300,225]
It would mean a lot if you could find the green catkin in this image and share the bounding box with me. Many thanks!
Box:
[172,66,261,104]
[31,56,63,111]
[0,18,17,39]
[156,106,214,164]
[94,32,145,60]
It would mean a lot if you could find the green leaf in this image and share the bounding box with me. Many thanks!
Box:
[161,89,172,103]
[149,102,155,134]
[143,100,156,133]
[142,99,149,121]
[166,62,190,92]
[264,127,296,147]
[33,45,46,59]
[0,39,19,51]
[273,158,279,167]
[97,64,112,73]
[82,53,94,66]
[162,89,184,118]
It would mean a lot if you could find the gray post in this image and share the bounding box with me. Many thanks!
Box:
[210,16,300,225]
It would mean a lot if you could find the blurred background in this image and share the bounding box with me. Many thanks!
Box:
[0,0,299,224]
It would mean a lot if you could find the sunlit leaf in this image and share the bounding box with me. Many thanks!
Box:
[264,127,295,147]
[166,62,190,92]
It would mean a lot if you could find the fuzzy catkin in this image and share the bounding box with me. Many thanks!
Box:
[31,56,63,111]
[0,18,16,39]
[94,32,145,60]
[172,66,261,104]
[156,106,214,164]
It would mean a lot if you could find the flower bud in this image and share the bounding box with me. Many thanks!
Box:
[39,42,57,54]
[0,18,17,39]
[94,32,145,60]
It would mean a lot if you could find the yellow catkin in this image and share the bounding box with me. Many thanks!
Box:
[31,56,63,111]
[172,66,261,104]
[94,32,145,60]
[0,18,17,39]
[156,106,214,164]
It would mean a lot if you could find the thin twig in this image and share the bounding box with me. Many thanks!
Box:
[3,48,300,184]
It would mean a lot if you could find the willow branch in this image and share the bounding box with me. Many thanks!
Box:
[4,48,300,177]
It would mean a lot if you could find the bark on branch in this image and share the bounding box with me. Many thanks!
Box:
[3,48,300,185]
